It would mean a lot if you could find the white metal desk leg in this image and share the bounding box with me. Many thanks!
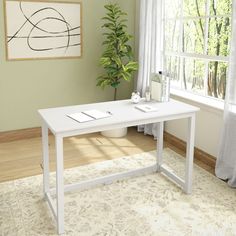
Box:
[55,135,65,234]
[156,122,164,172]
[42,123,50,196]
[184,115,196,194]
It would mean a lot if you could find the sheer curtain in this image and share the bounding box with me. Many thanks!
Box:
[215,0,236,187]
[137,0,163,137]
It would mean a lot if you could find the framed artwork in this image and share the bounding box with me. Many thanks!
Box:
[4,0,82,60]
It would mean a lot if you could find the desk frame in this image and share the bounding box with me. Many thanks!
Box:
[41,114,195,234]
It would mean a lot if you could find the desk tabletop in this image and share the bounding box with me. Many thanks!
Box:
[38,99,199,136]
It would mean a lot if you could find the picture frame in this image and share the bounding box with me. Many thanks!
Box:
[4,0,82,60]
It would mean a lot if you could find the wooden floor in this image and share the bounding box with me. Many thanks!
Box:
[0,127,214,183]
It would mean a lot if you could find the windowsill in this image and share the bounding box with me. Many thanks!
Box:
[170,88,224,114]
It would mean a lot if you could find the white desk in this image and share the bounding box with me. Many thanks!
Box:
[38,99,199,234]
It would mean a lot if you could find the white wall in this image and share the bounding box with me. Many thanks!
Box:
[165,95,224,158]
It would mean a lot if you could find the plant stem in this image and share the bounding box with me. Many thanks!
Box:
[114,87,117,100]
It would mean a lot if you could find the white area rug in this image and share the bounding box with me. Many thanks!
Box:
[1,149,236,236]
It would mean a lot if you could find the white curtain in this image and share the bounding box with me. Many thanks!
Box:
[215,0,236,187]
[137,0,163,137]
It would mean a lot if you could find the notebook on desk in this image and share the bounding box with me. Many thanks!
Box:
[67,109,111,123]
[83,109,111,119]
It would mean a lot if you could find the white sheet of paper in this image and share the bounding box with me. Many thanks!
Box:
[135,105,158,112]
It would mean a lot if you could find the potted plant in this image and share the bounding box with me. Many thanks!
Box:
[97,3,138,137]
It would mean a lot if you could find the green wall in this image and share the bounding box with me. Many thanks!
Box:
[0,0,136,132]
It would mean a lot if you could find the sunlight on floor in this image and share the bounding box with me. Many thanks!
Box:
[0,127,156,182]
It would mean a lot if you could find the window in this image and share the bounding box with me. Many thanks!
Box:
[163,0,232,100]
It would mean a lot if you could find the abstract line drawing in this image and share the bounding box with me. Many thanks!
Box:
[4,0,82,60]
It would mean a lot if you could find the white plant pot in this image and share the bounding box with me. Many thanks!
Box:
[101,127,127,138]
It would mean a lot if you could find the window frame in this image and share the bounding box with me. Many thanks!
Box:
[162,0,231,100]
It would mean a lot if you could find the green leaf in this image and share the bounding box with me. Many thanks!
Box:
[102,16,115,22]
[99,57,111,66]
[111,81,120,88]
[111,56,122,66]
[102,23,115,29]
[125,61,139,72]
[121,71,131,81]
